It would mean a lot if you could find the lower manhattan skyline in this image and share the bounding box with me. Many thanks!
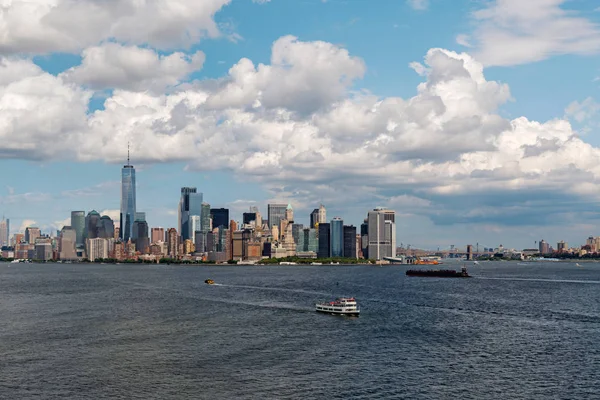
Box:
[0,1,600,251]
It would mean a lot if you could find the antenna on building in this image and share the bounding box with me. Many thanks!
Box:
[127,141,130,166]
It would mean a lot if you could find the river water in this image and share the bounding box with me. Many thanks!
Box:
[1,262,599,399]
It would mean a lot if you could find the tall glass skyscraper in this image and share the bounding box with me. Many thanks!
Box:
[268,203,287,230]
[179,187,203,241]
[71,211,85,247]
[330,217,344,257]
[120,156,136,242]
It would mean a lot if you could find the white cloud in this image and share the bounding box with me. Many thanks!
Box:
[0,0,231,55]
[465,0,600,66]
[62,44,205,92]
[0,36,599,227]
[99,209,121,222]
[407,0,429,11]
[456,34,472,48]
[565,97,600,124]
[19,219,37,233]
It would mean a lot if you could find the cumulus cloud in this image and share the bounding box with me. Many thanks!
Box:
[0,0,230,54]
[464,0,600,66]
[61,44,205,92]
[19,219,37,233]
[0,35,598,228]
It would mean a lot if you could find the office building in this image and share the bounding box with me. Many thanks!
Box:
[59,226,77,260]
[557,241,568,253]
[190,215,201,244]
[367,208,396,260]
[167,228,179,258]
[292,223,303,244]
[268,203,287,230]
[179,187,203,241]
[210,208,229,229]
[133,219,149,254]
[35,241,53,261]
[243,212,257,225]
[0,217,9,247]
[25,227,41,244]
[317,223,331,258]
[84,210,101,239]
[539,240,550,254]
[98,215,115,239]
[151,227,164,243]
[120,148,136,242]
[249,206,262,227]
[360,219,369,259]
[343,225,357,259]
[330,218,344,257]
[298,228,318,253]
[70,211,85,247]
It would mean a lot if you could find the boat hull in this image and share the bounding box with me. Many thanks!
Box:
[406,270,470,278]
[315,309,360,317]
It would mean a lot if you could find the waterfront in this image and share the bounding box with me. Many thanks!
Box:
[1,262,599,399]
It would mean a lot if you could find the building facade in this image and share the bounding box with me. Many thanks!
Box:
[317,223,331,258]
[367,208,396,260]
[210,208,229,229]
[179,187,203,241]
[151,227,165,243]
[330,218,344,257]
[343,225,357,259]
[70,211,85,247]
[25,227,41,244]
[267,204,287,231]
[59,226,77,260]
[120,160,136,242]
[0,217,9,247]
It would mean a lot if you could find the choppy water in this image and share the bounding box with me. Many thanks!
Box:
[1,262,600,399]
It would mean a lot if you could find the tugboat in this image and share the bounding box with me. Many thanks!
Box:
[205,279,215,285]
[406,266,470,278]
[315,297,360,316]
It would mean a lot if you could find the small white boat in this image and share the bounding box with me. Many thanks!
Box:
[315,297,360,316]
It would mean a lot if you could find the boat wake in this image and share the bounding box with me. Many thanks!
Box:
[212,283,332,297]
[476,277,600,284]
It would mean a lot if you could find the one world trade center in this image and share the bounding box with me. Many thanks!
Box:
[120,146,136,242]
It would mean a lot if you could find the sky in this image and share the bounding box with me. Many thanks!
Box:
[1,0,600,251]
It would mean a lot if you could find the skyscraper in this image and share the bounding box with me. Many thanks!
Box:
[330,218,344,257]
[71,211,85,247]
[210,208,229,229]
[59,226,77,260]
[98,215,115,239]
[367,208,396,260]
[133,219,149,254]
[343,225,357,259]
[167,228,179,258]
[318,205,326,224]
[179,187,203,241]
[25,227,41,244]
[268,203,287,230]
[317,223,331,258]
[120,147,136,242]
[85,210,101,240]
[0,217,9,247]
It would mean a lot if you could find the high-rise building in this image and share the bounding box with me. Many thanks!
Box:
[317,223,331,258]
[210,208,229,229]
[120,148,136,242]
[367,208,396,260]
[249,206,262,227]
[179,187,203,241]
[360,219,369,259]
[167,228,179,258]
[87,238,108,261]
[330,218,344,257]
[70,211,85,247]
[59,226,77,260]
[151,227,165,243]
[243,212,257,225]
[133,219,149,254]
[268,203,287,230]
[0,217,9,247]
[343,225,357,259]
[98,215,115,239]
[298,228,318,253]
[539,240,550,254]
[190,215,201,244]
[201,203,211,232]
[135,212,146,222]
[557,241,568,253]
[25,227,41,244]
[292,223,303,244]
[85,210,101,240]
[35,241,53,261]
[310,209,319,229]
[318,205,326,224]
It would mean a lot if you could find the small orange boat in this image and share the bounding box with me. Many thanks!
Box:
[413,258,441,265]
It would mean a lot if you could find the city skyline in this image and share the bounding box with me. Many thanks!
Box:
[1,1,600,249]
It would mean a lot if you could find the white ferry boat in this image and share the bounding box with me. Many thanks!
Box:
[315,297,360,316]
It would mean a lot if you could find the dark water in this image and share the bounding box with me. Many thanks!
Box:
[1,262,600,399]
